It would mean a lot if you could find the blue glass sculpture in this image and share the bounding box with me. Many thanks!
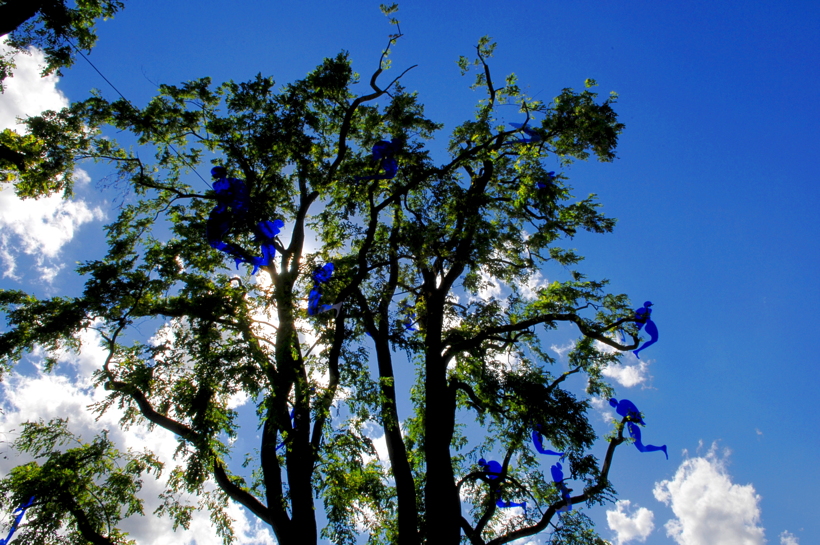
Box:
[532,425,564,457]
[478,458,503,481]
[400,303,417,331]
[609,398,645,425]
[354,138,403,182]
[496,494,527,514]
[627,422,668,459]
[633,301,658,359]
[206,167,282,274]
[509,122,543,145]
[550,462,572,512]
[308,263,341,316]
[0,496,35,545]
[535,171,556,190]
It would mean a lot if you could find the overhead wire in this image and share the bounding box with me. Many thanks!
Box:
[65,38,211,188]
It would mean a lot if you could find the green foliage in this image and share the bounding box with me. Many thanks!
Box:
[0,417,162,545]
[0,0,125,88]
[0,14,643,545]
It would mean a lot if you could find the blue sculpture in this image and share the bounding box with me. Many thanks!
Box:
[478,458,503,481]
[535,171,556,190]
[627,422,668,460]
[0,496,35,545]
[355,138,402,182]
[400,303,417,331]
[633,301,658,359]
[479,459,527,514]
[308,263,342,317]
[550,462,572,512]
[508,122,542,145]
[532,425,564,457]
[496,493,527,515]
[206,167,283,274]
[609,398,645,425]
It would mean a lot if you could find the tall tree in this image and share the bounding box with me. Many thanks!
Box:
[0,9,647,545]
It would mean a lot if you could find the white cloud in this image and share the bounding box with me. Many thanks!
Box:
[780,530,799,545]
[0,38,69,128]
[0,41,103,283]
[550,340,575,359]
[602,360,651,388]
[606,499,655,544]
[518,270,547,300]
[0,332,277,545]
[653,443,765,545]
[590,396,615,423]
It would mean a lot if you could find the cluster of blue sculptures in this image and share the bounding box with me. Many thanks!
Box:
[206,166,283,275]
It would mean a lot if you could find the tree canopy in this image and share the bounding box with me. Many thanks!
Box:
[0,9,655,545]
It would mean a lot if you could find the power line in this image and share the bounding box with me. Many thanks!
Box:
[65,39,211,188]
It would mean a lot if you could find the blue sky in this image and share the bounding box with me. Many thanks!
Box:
[0,1,818,544]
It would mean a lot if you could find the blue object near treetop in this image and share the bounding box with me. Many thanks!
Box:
[0,496,35,545]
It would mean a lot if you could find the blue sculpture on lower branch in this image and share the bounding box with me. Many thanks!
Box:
[550,462,573,513]
[0,496,35,545]
[627,422,668,459]
[478,458,527,515]
[609,398,645,425]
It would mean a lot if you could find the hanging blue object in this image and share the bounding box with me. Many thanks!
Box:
[550,462,572,512]
[355,138,403,182]
[532,425,564,457]
[508,122,543,145]
[609,398,646,425]
[0,496,35,545]
[633,301,658,359]
[627,422,668,460]
[206,167,283,274]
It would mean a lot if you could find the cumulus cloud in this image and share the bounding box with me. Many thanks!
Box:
[0,331,277,545]
[606,499,655,544]
[0,187,104,280]
[779,530,799,545]
[602,359,652,388]
[653,443,765,545]
[0,38,69,128]
[0,40,103,283]
[589,396,615,423]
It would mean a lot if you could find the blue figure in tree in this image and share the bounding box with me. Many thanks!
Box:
[355,138,403,182]
[206,166,283,274]
[400,302,417,331]
[550,462,572,512]
[478,459,527,514]
[627,422,668,459]
[633,301,658,359]
[609,398,646,425]
[0,496,35,545]
[508,122,542,145]
[532,424,564,458]
[535,171,556,190]
[495,492,527,515]
[308,263,342,317]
